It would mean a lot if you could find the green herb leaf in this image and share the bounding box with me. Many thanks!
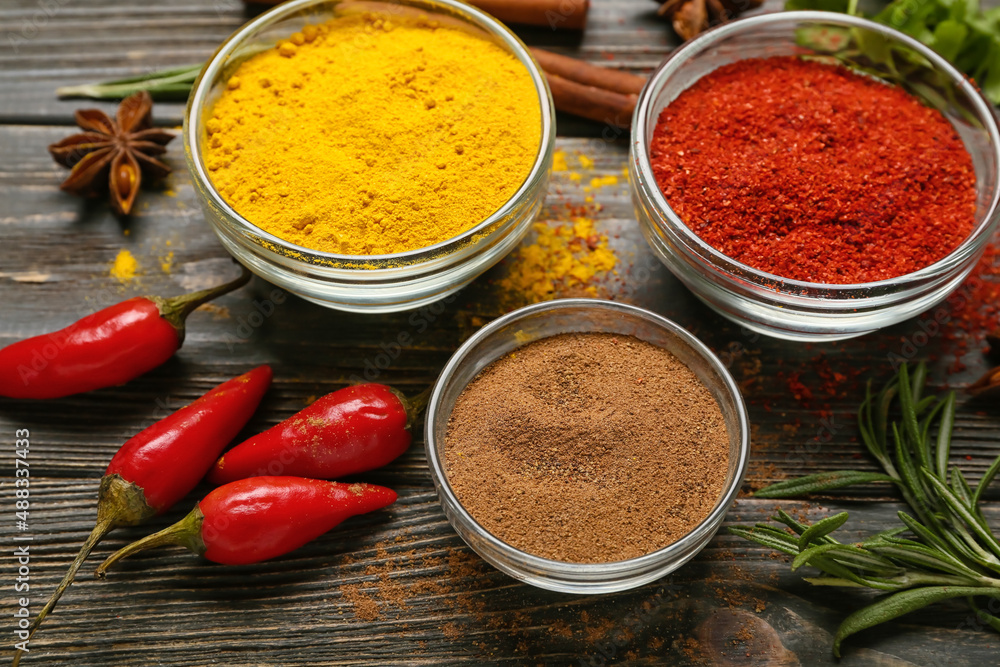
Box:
[730,350,1000,656]
[804,554,906,590]
[897,511,973,564]
[56,65,202,101]
[726,526,799,557]
[936,392,956,480]
[833,586,1000,657]
[932,19,970,61]
[968,597,1000,632]
[863,526,908,544]
[866,541,984,580]
[773,509,812,536]
[798,512,851,550]
[754,471,897,498]
[749,524,802,546]
[972,452,1000,509]
[910,362,928,405]
[892,422,933,519]
[793,542,903,576]
[803,576,868,587]
[898,365,931,470]
[789,0,1000,103]
[951,466,975,508]
[875,382,897,453]
[922,471,1000,560]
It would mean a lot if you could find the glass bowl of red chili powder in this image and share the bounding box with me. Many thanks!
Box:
[630,12,1000,341]
[425,299,750,594]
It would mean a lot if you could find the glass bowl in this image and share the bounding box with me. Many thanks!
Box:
[629,11,1000,341]
[424,299,750,594]
[184,0,555,313]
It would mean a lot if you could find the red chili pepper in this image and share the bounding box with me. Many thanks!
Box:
[95,477,397,571]
[207,384,428,485]
[0,267,251,399]
[14,365,272,667]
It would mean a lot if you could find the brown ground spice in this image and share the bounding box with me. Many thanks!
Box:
[340,583,379,621]
[444,332,730,563]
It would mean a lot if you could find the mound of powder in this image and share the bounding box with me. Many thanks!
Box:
[650,56,976,284]
[444,332,730,563]
[204,12,541,256]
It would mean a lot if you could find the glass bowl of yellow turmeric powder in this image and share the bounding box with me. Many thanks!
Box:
[185,0,555,313]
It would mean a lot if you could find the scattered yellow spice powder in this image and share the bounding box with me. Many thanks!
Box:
[204,12,541,256]
[552,150,569,172]
[589,175,618,189]
[500,217,617,304]
[109,249,138,283]
[159,251,175,275]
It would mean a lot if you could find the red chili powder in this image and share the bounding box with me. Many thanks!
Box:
[650,56,977,285]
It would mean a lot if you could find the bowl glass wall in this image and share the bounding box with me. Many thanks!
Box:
[185,0,554,313]
[425,299,750,594]
[630,11,1000,341]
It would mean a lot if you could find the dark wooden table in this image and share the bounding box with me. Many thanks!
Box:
[3,1,999,665]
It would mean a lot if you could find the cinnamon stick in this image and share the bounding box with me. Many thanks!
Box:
[472,0,589,30]
[531,48,646,96]
[243,0,589,30]
[544,72,637,129]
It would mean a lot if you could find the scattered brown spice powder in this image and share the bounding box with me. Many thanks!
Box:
[551,620,574,639]
[444,332,730,563]
[341,583,379,621]
[442,622,464,640]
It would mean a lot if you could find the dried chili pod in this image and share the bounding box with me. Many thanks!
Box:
[0,267,251,399]
[96,477,397,571]
[13,365,272,667]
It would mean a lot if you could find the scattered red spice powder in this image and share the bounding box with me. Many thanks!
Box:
[784,372,813,403]
[650,56,977,284]
[941,241,1000,369]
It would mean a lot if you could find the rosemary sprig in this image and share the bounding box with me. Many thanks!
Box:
[730,363,1000,657]
[56,65,202,100]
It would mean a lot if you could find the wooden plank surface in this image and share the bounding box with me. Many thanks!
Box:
[0,0,788,128]
[2,0,1000,665]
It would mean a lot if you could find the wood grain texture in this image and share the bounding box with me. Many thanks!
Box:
[0,0,782,127]
[2,0,1000,664]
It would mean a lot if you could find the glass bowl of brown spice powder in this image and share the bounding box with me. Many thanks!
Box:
[184,0,554,313]
[629,12,1000,342]
[425,299,750,594]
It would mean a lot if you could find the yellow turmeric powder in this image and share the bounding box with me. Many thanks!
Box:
[500,217,617,304]
[109,249,138,283]
[204,12,541,256]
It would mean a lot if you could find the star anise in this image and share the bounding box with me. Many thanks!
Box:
[655,0,763,41]
[48,91,175,216]
[986,327,1000,360]
[969,365,1000,396]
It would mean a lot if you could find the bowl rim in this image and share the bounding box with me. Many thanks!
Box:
[184,0,554,265]
[630,10,1000,293]
[424,298,752,576]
